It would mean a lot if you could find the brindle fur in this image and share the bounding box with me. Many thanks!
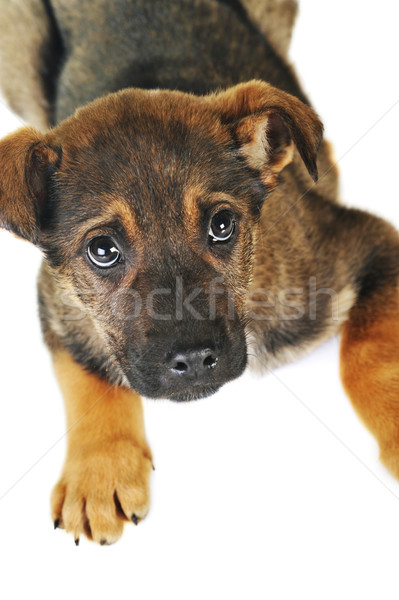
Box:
[0,0,398,544]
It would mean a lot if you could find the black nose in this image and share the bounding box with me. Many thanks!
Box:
[166,347,219,379]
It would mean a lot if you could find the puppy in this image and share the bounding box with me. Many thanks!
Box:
[0,0,398,545]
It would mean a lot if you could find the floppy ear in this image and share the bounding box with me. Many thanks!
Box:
[0,127,60,243]
[210,80,323,187]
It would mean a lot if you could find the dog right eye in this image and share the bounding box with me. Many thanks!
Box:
[87,236,121,268]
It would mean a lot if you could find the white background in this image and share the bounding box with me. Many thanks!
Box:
[0,1,399,598]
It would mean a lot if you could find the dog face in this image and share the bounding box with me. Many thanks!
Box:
[0,81,322,400]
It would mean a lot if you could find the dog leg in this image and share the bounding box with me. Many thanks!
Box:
[340,283,399,478]
[51,350,152,545]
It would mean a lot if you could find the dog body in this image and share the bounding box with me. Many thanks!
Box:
[0,0,398,544]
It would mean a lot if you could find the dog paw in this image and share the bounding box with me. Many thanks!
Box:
[51,439,152,545]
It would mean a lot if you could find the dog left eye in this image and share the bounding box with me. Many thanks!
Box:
[87,236,121,267]
[209,210,236,243]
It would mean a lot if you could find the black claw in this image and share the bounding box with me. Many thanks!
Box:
[152,464,156,471]
[54,519,60,530]
[100,539,107,546]
[75,538,80,546]
[132,514,138,526]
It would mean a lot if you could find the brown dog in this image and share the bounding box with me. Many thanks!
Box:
[0,0,398,545]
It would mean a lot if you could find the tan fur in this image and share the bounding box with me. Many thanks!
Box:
[0,0,51,131]
[340,285,399,478]
[242,0,298,57]
[240,115,295,186]
[51,350,152,544]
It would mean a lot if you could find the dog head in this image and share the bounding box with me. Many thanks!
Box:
[0,80,322,400]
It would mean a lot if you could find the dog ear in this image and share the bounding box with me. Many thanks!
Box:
[0,127,60,243]
[210,80,323,186]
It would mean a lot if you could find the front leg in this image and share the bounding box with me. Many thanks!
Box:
[51,350,152,545]
[341,282,399,478]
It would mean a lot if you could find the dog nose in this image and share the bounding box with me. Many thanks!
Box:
[166,348,219,379]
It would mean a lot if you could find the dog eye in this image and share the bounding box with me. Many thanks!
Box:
[87,236,121,268]
[209,210,235,243]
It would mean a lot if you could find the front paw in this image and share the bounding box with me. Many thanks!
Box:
[51,439,152,545]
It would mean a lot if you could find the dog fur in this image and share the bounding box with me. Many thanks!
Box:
[0,0,398,545]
